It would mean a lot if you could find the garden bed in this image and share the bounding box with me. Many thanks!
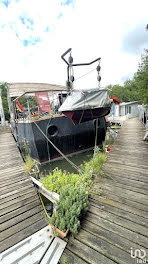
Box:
[30,147,107,237]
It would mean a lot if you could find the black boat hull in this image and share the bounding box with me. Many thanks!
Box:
[16,115,107,163]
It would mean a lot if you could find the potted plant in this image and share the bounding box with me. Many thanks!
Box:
[49,185,89,237]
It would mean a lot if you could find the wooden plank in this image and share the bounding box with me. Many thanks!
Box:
[0,180,32,195]
[0,218,47,253]
[109,147,148,157]
[0,182,35,200]
[88,205,148,237]
[90,195,148,219]
[0,203,43,231]
[82,220,148,256]
[94,177,148,195]
[102,167,148,181]
[0,195,39,218]
[108,152,148,162]
[0,171,26,182]
[102,169,148,183]
[93,183,148,206]
[67,238,116,264]
[75,229,136,264]
[40,237,66,264]
[0,186,36,204]
[106,158,148,170]
[0,212,45,242]
[0,178,31,193]
[98,191,148,212]
[85,212,148,248]
[31,177,59,203]
[104,162,148,175]
[0,175,29,188]
[89,199,148,227]
[0,225,52,258]
[60,248,87,264]
[100,174,148,191]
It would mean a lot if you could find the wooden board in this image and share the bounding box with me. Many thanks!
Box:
[0,132,47,253]
[60,118,148,264]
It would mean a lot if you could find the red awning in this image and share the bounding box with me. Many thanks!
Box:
[109,96,120,104]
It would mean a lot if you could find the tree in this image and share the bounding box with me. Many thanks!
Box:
[106,50,148,105]
[0,83,10,120]
[134,49,148,105]
[106,83,138,102]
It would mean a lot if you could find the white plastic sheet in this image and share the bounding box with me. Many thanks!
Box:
[59,89,111,112]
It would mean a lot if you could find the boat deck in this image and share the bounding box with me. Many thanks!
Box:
[0,131,47,253]
[60,118,148,264]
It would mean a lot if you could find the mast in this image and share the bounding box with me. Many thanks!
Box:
[61,48,101,91]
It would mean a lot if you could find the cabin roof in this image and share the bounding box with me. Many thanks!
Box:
[120,101,138,106]
[7,82,67,98]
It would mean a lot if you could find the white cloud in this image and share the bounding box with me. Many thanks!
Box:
[0,0,148,88]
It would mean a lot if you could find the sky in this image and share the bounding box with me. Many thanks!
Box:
[0,0,148,89]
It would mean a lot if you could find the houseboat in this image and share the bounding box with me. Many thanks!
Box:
[7,49,111,163]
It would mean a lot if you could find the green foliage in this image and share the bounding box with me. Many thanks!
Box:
[80,147,106,176]
[19,95,37,109]
[60,260,68,264]
[23,139,39,177]
[23,138,30,157]
[40,167,92,194]
[24,155,39,177]
[40,148,106,194]
[41,148,106,235]
[40,168,79,193]
[50,186,89,235]
[134,49,148,105]
[106,49,148,106]
[24,155,36,173]
[0,82,10,120]
[106,83,139,103]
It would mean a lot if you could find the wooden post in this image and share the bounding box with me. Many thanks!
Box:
[0,88,6,129]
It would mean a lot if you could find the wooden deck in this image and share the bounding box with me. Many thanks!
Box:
[60,118,148,264]
[0,132,47,253]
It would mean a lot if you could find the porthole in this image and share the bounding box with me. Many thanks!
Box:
[48,125,58,137]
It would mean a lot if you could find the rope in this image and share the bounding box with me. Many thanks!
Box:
[90,118,98,177]
[75,67,96,81]
[46,115,53,160]
[33,121,83,174]
[38,193,51,220]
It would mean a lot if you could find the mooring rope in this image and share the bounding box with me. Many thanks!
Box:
[33,121,83,174]
[38,193,51,220]
[90,118,98,177]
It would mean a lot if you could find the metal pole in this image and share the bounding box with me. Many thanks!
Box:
[0,88,6,129]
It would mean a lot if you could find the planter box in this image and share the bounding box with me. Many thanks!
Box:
[31,177,60,203]
[49,224,69,238]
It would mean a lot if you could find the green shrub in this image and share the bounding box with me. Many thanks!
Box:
[24,155,39,178]
[40,148,106,235]
[80,147,106,176]
[40,167,92,194]
[50,186,89,235]
[24,155,36,173]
